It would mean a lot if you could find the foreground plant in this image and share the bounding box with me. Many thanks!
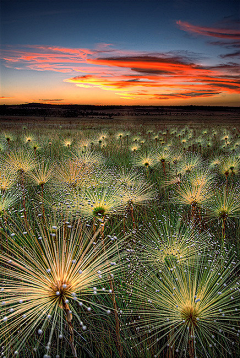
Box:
[172,168,214,221]
[137,214,207,270]
[0,162,16,193]
[132,150,157,174]
[206,183,240,241]
[0,216,125,357]
[126,251,240,358]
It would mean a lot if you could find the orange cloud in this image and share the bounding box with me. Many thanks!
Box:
[88,55,205,75]
[65,67,240,100]
[73,55,239,99]
[1,44,240,102]
[176,21,240,39]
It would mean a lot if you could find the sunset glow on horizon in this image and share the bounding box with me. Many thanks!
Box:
[0,0,239,106]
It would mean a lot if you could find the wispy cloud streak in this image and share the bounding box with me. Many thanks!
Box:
[176,20,240,39]
[177,20,240,59]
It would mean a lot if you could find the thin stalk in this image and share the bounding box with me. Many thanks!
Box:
[20,171,29,230]
[189,334,195,358]
[93,217,96,234]
[222,217,226,246]
[167,326,175,358]
[41,183,46,221]
[161,160,166,176]
[100,218,123,358]
[130,202,136,230]
[190,203,196,224]
[63,301,78,358]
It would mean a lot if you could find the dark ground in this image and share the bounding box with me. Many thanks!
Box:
[0,105,239,129]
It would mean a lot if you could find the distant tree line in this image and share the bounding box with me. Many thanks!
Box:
[0,104,239,118]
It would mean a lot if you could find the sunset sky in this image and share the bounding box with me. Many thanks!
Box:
[0,0,239,106]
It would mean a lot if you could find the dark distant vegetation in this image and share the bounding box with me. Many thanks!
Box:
[0,103,239,120]
[0,119,240,358]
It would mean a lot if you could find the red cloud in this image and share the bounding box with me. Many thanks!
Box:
[88,55,200,74]
[176,20,240,39]
[1,44,240,101]
[65,66,240,99]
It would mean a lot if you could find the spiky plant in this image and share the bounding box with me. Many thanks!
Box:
[189,168,215,188]
[77,138,91,151]
[163,174,182,188]
[221,132,231,144]
[130,144,140,152]
[69,185,125,221]
[29,161,55,217]
[55,159,91,189]
[98,132,108,142]
[6,149,36,176]
[0,216,125,357]
[115,132,125,148]
[0,162,16,193]
[2,132,14,144]
[177,153,203,176]
[132,135,141,143]
[171,168,214,220]
[24,134,35,144]
[152,134,159,147]
[161,149,183,188]
[121,181,156,209]
[29,140,42,157]
[62,182,126,355]
[232,140,240,151]
[169,149,183,167]
[121,180,156,230]
[5,149,36,225]
[137,214,207,271]
[29,161,54,187]
[73,149,105,167]
[0,140,7,152]
[219,155,240,178]
[126,251,240,358]
[116,167,142,185]
[133,150,157,170]
[209,156,223,171]
[155,148,171,175]
[0,190,18,220]
[63,138,73,148]
[206,183,240,240]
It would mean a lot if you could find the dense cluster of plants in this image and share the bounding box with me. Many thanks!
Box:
[0,122,239,357]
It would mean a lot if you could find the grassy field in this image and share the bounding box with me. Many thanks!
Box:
[0,115,240,358]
